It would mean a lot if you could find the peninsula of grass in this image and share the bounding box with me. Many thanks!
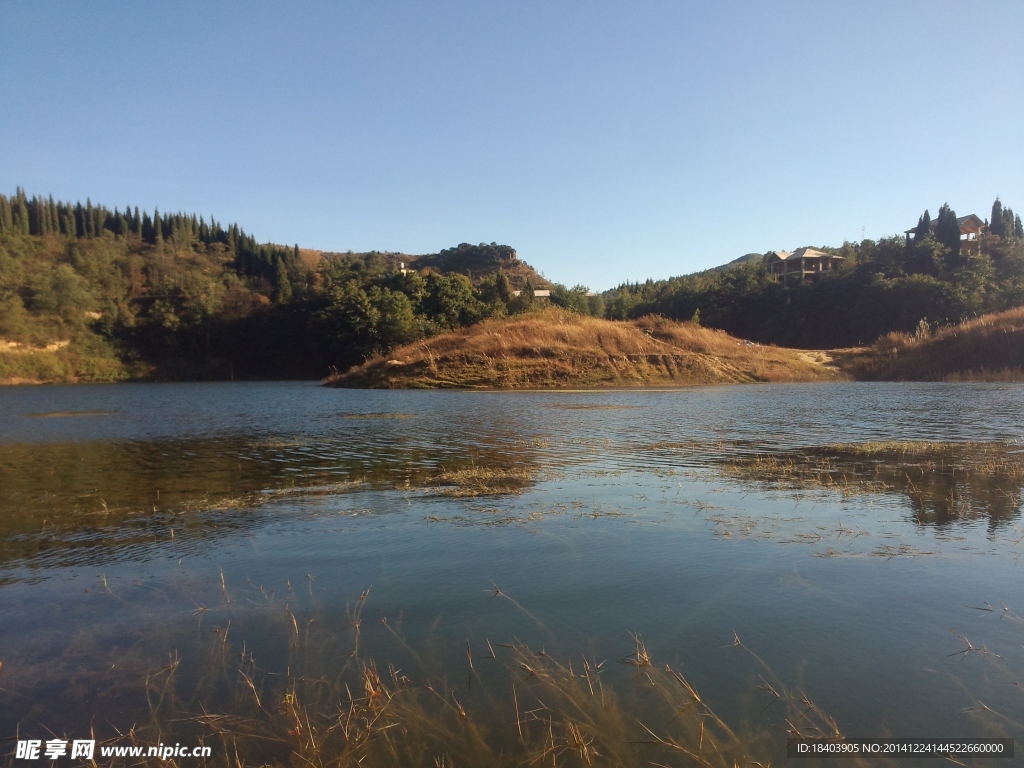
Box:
[324,308,843,389]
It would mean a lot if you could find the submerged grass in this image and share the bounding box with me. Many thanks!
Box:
[716,441,1024,529]
[427,465,535,498]
[26,581,900,768]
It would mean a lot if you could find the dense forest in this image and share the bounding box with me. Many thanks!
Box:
[605,199,1024,348]
[1,187,1022,382]
[0,188,582,381]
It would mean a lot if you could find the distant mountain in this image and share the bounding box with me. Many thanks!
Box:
[709,252,765,273]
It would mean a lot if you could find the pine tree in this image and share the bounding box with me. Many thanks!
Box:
[1015,215,1024,240]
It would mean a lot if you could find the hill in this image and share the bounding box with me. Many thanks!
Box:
[840,307,1024,381]
[709,252,765,272]
[0,190,556,384]
[324,307,841,388]
[404,243,552,290]
[311,243,551,291]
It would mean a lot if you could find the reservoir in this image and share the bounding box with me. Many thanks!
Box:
[1,381,1022,765]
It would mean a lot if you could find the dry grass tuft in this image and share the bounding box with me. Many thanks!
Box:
[429,465,534,497]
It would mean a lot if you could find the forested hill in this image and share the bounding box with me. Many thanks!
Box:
[0,189,557,382]
[603,200,1024,349]
[3,188,1023,384]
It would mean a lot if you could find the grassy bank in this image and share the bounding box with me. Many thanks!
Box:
[325,308,842,388]
[840,306,1024,381]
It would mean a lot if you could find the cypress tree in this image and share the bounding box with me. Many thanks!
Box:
[1003,207,1016,239]
[28,196,41,235]
[274,258,293,304]
[914,210,931,241]
[990,197,1006,238]
[934,203,961,265]
[494,271,512,304]
[85,199,94,237]
[47,196,57,234]
[15,196,30,235]
[133,206,142,235]
[64,209,78,237]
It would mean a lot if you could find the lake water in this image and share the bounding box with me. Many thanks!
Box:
[1,382,1023,766]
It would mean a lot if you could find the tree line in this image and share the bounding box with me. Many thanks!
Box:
[603,198,1024,348]
[0,188,602,380]
[2,187,1022,382]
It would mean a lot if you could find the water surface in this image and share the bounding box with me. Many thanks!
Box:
[1,382,1022,765]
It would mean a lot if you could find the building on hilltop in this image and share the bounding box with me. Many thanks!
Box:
[903,214,986,256]
[765,248,845,283]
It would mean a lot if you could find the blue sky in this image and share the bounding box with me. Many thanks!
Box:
[2,1,1022,289]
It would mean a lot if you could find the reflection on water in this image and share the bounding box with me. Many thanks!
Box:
[715,442,1024,531]
[1,382,1023,765]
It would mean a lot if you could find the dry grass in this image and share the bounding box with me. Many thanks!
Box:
[428,465,535,497]
[844,306,1024,381]
[325,308,842,389]
[79,583,884,768]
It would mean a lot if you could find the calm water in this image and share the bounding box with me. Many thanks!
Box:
[1,382,1023,765]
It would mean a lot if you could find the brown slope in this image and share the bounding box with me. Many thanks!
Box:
[839,306,1024,381]
[324,308,842,389]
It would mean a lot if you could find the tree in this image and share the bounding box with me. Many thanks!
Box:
[0,195,12,234]
[934,203,962,269]
[991,197,1006,238]
[1015,215,1023,240]
[494,271,512,304]
[15,195,30,235]
[509,278,535,314]
[913,210,931,241]
[273,258,292,304]
[367,286,420,350]
[421,273,485,329]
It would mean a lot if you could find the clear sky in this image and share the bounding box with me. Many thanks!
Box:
[2,1,1022,289]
